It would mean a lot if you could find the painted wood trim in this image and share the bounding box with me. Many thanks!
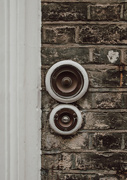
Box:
[0,0,6,179]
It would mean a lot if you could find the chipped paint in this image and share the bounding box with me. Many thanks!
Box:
[107,50,119,63]
[66,134,88,149]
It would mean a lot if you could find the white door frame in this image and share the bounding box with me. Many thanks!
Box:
[0,0,41,180]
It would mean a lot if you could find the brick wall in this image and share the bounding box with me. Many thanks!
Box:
[41,0,127,179]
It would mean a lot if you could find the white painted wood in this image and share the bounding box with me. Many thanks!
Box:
[0,0,41,180]
[0,0,6,179]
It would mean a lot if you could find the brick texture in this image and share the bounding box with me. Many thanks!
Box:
[89,4,121,21]
[41,1,127,180]
[78,24,127,44]
[42,3,87,21]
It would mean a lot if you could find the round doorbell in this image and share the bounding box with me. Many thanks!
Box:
[45,60,89,103]
[49,104,82,135]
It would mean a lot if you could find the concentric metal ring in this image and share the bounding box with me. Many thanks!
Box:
[51,65,84,98]
[49,104,82,135]
[45,60,89,103]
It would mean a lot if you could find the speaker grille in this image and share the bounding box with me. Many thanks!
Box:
[51,65,84,99]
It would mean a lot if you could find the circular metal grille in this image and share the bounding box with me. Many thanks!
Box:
[51,65,84,99]
[45,60,89,103]
[54,108,77,131]
[49,104,83,135]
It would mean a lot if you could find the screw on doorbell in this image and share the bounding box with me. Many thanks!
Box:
[45,60,89,103]
[49,104,82,135]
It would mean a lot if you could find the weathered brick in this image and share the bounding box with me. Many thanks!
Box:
[78,92,127,109]
[41,47,122,65]
[123,3,127,21]
[41,47,89,65]
[41,0,127,2]
[103,176,119,180]
[60,174,94,180]
[42,3,87,21]
[124,133,127,150]
[59,174,119,180]
[123,73,127,87]
[41,172,58,180]
[41,171,119,180]
[42,90,56,111]
[74,152,127,171]
[89,5,121,21]
[78,25,127,44]
[41,67,47,87]
[42,65,127,88]
[122,49,127,65]
[42,26,75,44]
[41,168,50,180]
[42,154,61,170]
[42,153,72,170]
[42,172,98,180]
[86,65,121,88]
[91,133,122,151]
[42,91,127,110]
[42,131,89,150]
[42,111,89,151]
[41,111,50,133]
[83,112,127,130]
[42,152,127,173]
[118,65,126,87]
[41,1,127,179]
[93,48,121,65]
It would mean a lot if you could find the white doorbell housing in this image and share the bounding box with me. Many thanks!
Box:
[45,60,89,103]
[49,104,82,135]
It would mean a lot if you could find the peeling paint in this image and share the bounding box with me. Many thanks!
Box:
[107,50,119,63]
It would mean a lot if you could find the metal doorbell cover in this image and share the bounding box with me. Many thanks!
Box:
[45,60,89,103]
[49,104,82,135]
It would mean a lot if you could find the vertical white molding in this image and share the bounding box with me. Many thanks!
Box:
[0,0,5,179]
[0,0,41,180]
[10,1,18,179]
[24,0,41,179]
